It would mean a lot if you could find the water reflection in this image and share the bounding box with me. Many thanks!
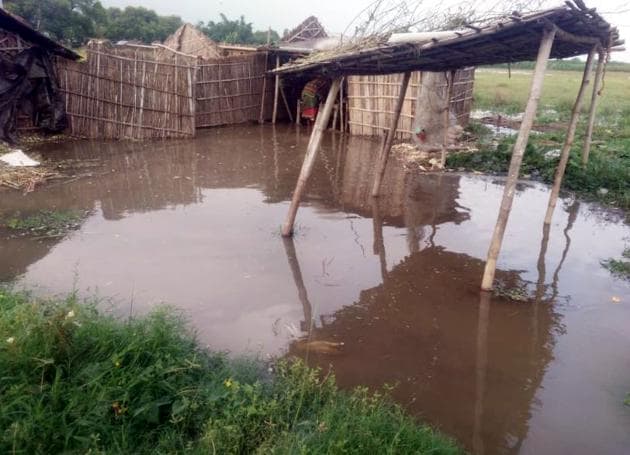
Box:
[1,124,629,454]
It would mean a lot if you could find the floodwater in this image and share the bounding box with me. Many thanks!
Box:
[1,125,629,454]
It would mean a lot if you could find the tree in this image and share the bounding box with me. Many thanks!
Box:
[199,14,279,44]
[102,7,182,43]
[5,0,106,46]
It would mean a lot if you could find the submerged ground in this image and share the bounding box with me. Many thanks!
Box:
[1,124,629,453]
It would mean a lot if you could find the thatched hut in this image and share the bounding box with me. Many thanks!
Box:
[163,23,222,59]
[0,8,79,143]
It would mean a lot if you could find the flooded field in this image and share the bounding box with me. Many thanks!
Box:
[1,124,629,454]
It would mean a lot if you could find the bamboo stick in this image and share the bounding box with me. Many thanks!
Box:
[280,81,293,123]
[481,28,556,291]
[340,77,345,133]
[281,78,342,237]
[259,54,269,124]
[582,48,605,166]
[272,55,280,124]
[371,72,411,197]
[440,70,456,168]
[544,46,596,225]
[295,100,301,124]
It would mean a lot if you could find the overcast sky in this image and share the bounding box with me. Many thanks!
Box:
[101,0,630,61]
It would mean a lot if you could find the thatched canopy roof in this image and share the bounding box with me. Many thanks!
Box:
[273,3,622,77]
[0,8,79,59]
[164,23,222,59]
[282,16,328,43]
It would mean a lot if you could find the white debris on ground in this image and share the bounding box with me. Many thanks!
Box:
[392,142,477,171]
[0,150,40,167]
[544,149,561,159]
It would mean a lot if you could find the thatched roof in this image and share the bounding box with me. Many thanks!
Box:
[282,16,327,43]
[273,2,622,77]
[0,8,79,59]
[163,23,222,59]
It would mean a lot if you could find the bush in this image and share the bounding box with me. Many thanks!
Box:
[0,289,459,454]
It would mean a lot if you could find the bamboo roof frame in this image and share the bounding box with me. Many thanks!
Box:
[279,2,621,292]
[272,4,622,77]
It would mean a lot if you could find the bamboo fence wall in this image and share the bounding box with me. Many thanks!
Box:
[57,41,197,140]
[347,68,475,139]
[195,53,272,128]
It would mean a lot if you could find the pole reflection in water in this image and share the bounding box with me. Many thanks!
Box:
[473,290,490,455]
[282,236,314,334]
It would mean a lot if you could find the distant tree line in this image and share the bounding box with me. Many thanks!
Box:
[4,0,280,47]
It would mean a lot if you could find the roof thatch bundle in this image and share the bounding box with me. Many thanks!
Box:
[282,16,327,43]
[163,23,222,59]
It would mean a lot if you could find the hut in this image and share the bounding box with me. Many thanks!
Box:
[163,23,222,59]
[0,8,79,143]
[271,2,622,292]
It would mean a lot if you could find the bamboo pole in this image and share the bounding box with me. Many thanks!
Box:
[544,46,596,225]
[272,55,280,124]
[279,81,293,123]
[440,70,456,168]
[481,28,556,291]
[259,53,269,124]
[281,78,342,237]
[295,100,301,124]
[581,48,605,166]
[371,72,411,197]
[340,77,345,133]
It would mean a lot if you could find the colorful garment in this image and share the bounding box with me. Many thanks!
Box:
[301,77,330,121]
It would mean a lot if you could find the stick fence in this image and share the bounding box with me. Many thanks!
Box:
[347,68,475,139]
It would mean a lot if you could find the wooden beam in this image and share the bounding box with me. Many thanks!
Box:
[259,53,269,124]
[279,81,294,123]
[481,28,556,291]
[582,48,605,166]
[544,46,597,224]
[272,55,280,124]
[440,70,456,168]
[281,78,342,237]
[371,71,411,197]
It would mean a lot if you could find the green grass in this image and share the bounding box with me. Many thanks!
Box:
[1,210,86,237]
[0,288,459,454]
[601,248,630,281]
[453,69,630,211]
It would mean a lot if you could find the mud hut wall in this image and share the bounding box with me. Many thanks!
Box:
[57,42,197,140]
[347,68,474,139]
[195,53,272,128]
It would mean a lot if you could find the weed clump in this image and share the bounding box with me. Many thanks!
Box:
[601,248,630,281]
[0,288,459,454]
[1,209,86,237]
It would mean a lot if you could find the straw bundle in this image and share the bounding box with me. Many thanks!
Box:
[164,24,222,60]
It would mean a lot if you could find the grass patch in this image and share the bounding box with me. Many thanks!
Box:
[0,288,459,454]
[601,248,630,281]
[1,209,86,237]
[447,134,630,210]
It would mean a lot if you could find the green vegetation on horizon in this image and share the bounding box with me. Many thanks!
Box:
[449,69,630,211]
[486,57,630,73]
[5,1,280,47]
[0,288,459,454]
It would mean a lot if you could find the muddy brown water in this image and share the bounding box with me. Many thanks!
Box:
[1,125,629,454]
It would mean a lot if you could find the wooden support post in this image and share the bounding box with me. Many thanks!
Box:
[440,70,456,168]
[272,55,280,124]
[582,48,605,166]
[544,47,596,225]
[281,78,342,237]
[331,104,339,131]
[295,100,301,124]
[279,81,293,123]
[259,53,269,124]
[481,28,556,291]
[340,77,345,133]
[371,71,411,197]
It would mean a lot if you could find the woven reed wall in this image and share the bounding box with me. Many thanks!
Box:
[347,68,475,139]
[195,53,271,128]
[57,41,197,140]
